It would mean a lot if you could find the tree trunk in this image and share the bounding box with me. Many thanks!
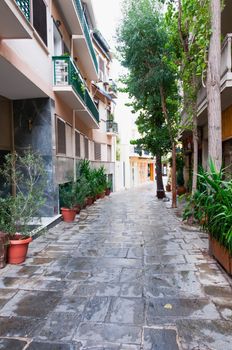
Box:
[192,111,198,194]
[207,0,222,171]
[156,153,165,199]
[171,143,177,208]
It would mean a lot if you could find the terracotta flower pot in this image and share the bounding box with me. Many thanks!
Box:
[177,186,186,195]
[0,232,8,269]
[8,235,32,265]
[100,192,105,199]
[86,197,94,206]
[61,207,76,222]
[166,184,171,192]
[96,193,101,200]
[74,204,81,214]
[105,188,111,196]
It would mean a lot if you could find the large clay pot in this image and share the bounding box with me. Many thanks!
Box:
[105,188,111,196]
[8,235,32,265]
[177,186,186,196]
[0,232,8,268]
[209,236,232,275]
[100,192,105,199]
[74,204,81,214]
[86,197,94,206]
[61,207,76,222]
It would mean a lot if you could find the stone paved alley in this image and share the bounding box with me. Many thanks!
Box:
[0,184,232,349]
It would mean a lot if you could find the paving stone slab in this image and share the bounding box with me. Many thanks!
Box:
[143,328,179,350]
[109,297,145,325]
[0,338,27,350]
[74,323,142,344]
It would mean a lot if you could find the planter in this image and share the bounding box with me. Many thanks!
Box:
[61,207,76,222]
[0,232,8,269]
[105,188,111,196]
[8,235,32,265]
[177,186,186,196]
[209,236,232,275]
[157,189,165,199]
[99,192,105,199]
[74,204,81,214]
[86,197,94,206]
[166,184,171,192]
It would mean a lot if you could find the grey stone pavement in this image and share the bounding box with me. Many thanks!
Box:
[0,184,232,350]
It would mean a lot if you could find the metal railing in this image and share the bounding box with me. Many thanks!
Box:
[197,33,232,110]
[15,0,30,21]
[106,121,118,133]
[74,0,98,73]
[53,56,99,124]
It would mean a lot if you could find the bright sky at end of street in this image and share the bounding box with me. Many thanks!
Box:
[92,0,123,49]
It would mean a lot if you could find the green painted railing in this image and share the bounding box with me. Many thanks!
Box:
[85,89,99,123]
[74,0,98,73]
[53,56,99,124]
[106,121,118,133]
[15,0,30,21]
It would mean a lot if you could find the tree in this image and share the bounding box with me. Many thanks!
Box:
[165,0,211,193]
[118,0,180,205]
[207,0,222,171]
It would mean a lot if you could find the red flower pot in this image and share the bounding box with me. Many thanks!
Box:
[0,232,8,269]
[100,192,105,199]
[105,188,111,196]
[61,208,76,222]
[86,197,94,206]
[8,235,32,265]
[74,205,81,214]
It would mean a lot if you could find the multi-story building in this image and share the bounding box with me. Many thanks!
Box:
[183,1,232,182]
[115,93,155,191]
[0,0,117,216]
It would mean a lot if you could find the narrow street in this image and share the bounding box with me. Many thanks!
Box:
[0,184,232,350]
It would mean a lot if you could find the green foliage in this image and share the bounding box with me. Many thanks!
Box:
[117,0,180,158]
[59,182,77,209]
[0,151,46,237]
[164,0,211,124]
[183,160,232,254]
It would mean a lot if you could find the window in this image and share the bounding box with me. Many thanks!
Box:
[66,124,73,157]
[33,0,47,45]
[53,21,63,56]
[57,118,66,154]
[85,138,89,159]
[75,131,80,157]
[107,145,112,162]
[94,142,101,161]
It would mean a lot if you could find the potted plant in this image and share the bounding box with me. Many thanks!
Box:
[0,232,8,269]
[59,182,77,222]
[183,161,232,274]
[0,151,46,264]
[177,167,186,195]
[105,179,112,196]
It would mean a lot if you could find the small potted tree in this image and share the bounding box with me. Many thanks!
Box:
[0,151,46,264]
[59,182,77,222]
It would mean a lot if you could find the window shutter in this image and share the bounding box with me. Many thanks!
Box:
[94,142,101,161]
[75,131,80,157]
[33,0,47,45]
[57,118,66,154]
[107,145,112,162]
[85,138,89,159]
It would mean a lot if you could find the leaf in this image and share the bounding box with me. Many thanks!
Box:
[164,303,173,310]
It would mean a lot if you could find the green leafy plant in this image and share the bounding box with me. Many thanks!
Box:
[59,182,76,209]
[183,160,232,254]
[0,151,46,237]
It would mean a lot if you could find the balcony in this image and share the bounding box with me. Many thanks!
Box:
[0,0,33,39]
[108,80,118,99]
[106,120,118,135]
[55,0,98,80]
[197,34,232,119]
[53,56,99,129]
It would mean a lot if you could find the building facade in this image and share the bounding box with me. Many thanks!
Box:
[115,92,155,191]
[0,0,117,216]
[182,1,232,184]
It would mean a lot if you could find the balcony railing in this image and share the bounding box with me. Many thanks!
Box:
[15,0,30,21]
[106,121,118,134]
[53,56,99,123]
[197,33,232,111]
[74,0,98,73]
